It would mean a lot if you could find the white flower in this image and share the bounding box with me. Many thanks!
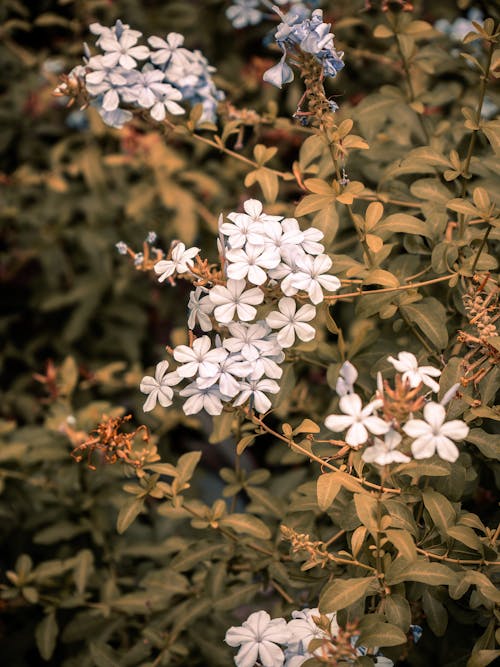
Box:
[127,68,175,109]
[187,287,214,331]
[226,244,278,285]
[247,219,303,263]
[179,382,225,416]
[209,279,264,323]
[299,225,325,255]
[266,298,316,348]
[226,0,263,29]
[403,402,469,462]
[325,393,389,446]
[362,430,411,466]
[225,610,290,667]
[223,321,275,360]
[387,351,441,393]
[233,378,280,413]
[139,360,180,412]
[150,84,185,120]
[148,33,192,68]
[99,29,150,70]
[196,354,252,397]
[335,360,358,397]
[285,608,339,665]
[154,243,200,281]
[291,254,341,305]
[173,335,227,378]
[221,199,282,249]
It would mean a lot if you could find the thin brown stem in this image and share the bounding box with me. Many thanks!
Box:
[322,274,455,302]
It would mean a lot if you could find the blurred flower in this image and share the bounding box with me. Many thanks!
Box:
[336,360,358,397]
[362,429,410,465]
[154,242,200,281]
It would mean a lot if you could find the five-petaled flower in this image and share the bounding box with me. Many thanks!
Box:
[387,351,442,393]
[139,360,180,412]
[325,393,389,446]
[266,297,316,348]
[208,279,264,323]
[154,242,200,281]
[225,610,290,667]
[362,429,411,466]
[403,402,469,462]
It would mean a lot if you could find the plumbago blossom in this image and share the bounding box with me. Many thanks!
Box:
[225,607,421,666]
[225,1,319,30]
[138,198,341,417]
[263,7,344,90]
[324,354,469,465]
[55,19,224,128]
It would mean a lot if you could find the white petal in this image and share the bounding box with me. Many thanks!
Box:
[276,324,296,348]
[294,321,315,342]
[440,420,469,440]
[234,642,259,667]
[403,419,431,438]
[345,422,368,446]
[423,402,446,430]
[214,302,236,323]
[339,393,362,416]
[411,434,436,459]
[142,390,158,412]
[324,414,354,433]
[363,416,390,436]
[236,303,257,322]
[435,435,460,462]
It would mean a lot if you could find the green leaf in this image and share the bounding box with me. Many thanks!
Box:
[295,194,335,217]
[354,493,378,532]
[357,621,407,648]
[467,651,500,667]
[89,642,121,667]
[385,560,457,586]
[319,576,377,612]
[176,451,202,485]
[384,529,417,562]
[422,589,448,637]
[400,298,448,349]
[73,549,94,594]
[220,513,271,540]
[293,419,320,435]
[466,429,500,460]
[374,213,432,239]
[422,488,456,538]
[317,473,342,511]
[213,583,261,611]
[447,525,483,554]
[116,497,145,535]
[35,611,58,661]
[384,594,411,631]
[170,543,227,572]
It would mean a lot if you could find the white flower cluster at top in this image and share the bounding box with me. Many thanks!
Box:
[326,354,469,465]
[140,198,340,417]
[224,607,420,666]
[57,20,224,128]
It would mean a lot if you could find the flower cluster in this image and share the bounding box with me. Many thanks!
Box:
[263,7,344,89]
[325,353,469,464]
[57,20,223,128]
[225,608,421,666]
[139,198,340,417]
[226,1,318,30]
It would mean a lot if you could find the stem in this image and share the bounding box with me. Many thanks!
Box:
[322,274,455,302]
[394,32,430,143]
[416,547,498,567]
[470,225,492,274]
[243,408,400,495]
[458,41,494,239]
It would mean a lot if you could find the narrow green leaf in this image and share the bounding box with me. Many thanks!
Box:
[116,497,145,535]
[35,612,58,661]
[357,621,407,648]
[220,513,271,540]
[385,560,457,586]
[422,488,456,538]
[422,589,448,637]
[89,642,121,667]
[319,576,377,612]
[374,213,432,239]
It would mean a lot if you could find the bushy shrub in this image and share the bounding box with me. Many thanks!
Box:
[1,1,499,666]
